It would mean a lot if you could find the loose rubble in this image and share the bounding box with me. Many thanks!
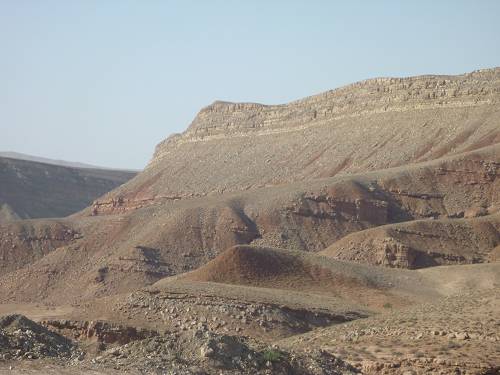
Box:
[0,314,82,361]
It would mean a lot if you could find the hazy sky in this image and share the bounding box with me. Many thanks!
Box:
[1,1,499,169]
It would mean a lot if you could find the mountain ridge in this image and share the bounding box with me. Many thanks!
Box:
[0,151,139,171]
[155,67,500,148]
[92,68,500,216]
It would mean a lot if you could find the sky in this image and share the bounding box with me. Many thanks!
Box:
[1,1,499,170]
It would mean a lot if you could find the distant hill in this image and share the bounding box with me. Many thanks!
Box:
[0,156,137,222]
[0,151,138,171]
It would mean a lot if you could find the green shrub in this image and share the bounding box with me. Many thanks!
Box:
[262,349,282,363]
[383,302,393,309]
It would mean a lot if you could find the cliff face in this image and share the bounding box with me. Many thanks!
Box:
[93,68,500,214]
[164,68,500,143]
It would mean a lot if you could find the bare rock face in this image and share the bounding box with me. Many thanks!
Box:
[377,238,416,268]
[174,69,500,141]
[42,319,158,345]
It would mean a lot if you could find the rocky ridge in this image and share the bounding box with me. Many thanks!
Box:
[160,68,500,145]
[96,68,500,209]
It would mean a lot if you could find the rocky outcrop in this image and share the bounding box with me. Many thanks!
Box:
[157,68,500,146]
[322,213,500,268]
[90,194,199,216]
[42,319,158,345]
[291,194,388,224]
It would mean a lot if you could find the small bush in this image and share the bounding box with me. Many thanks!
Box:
[383,303,393,309]
[262,349,282,363]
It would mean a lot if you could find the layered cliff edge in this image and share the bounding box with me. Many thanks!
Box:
[158,67,500,146]
[93,68,500,213]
